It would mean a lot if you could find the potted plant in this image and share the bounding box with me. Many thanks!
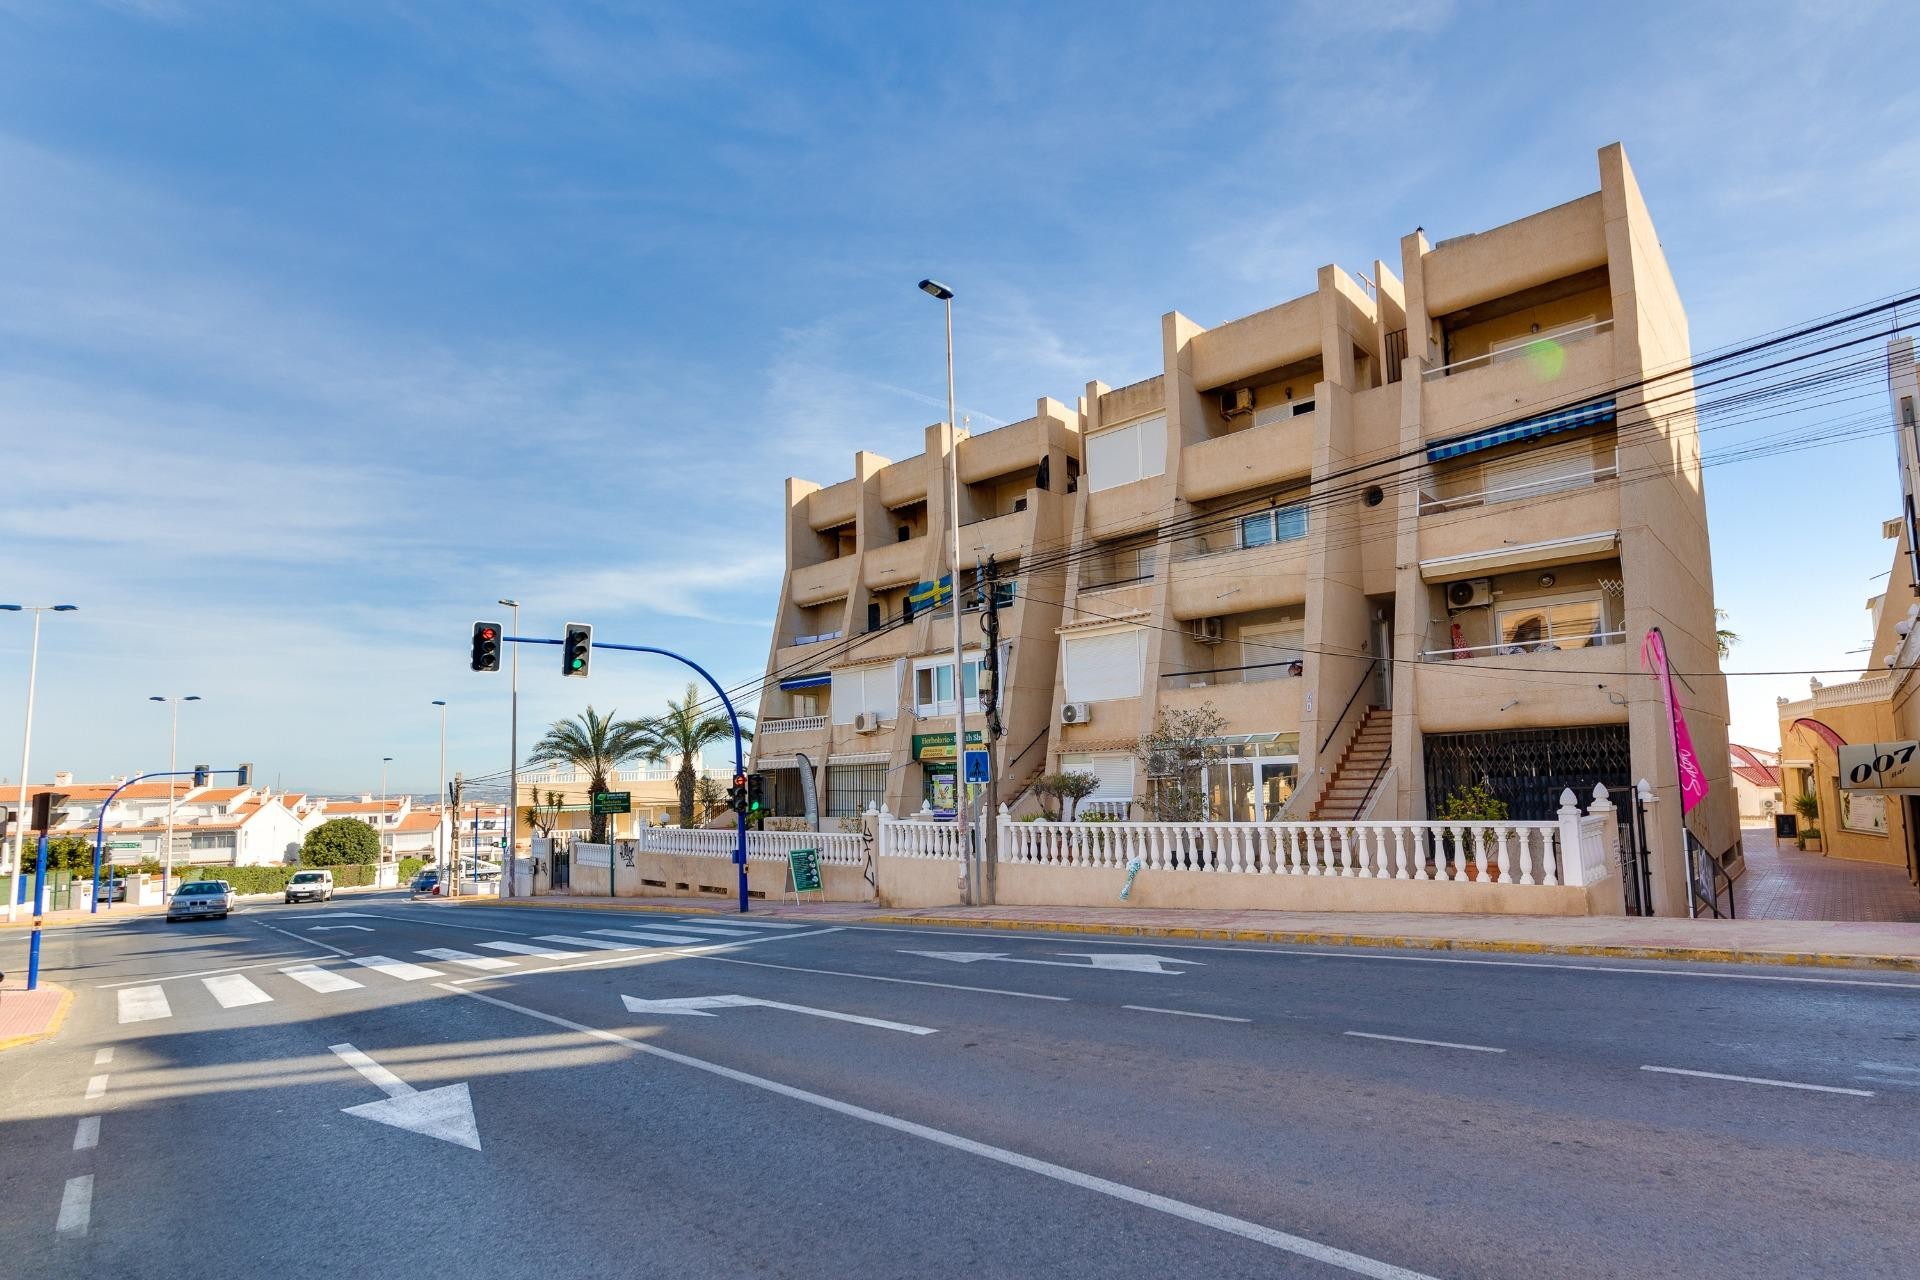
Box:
[1791,791,1820,852]
[1435,782,1510,880]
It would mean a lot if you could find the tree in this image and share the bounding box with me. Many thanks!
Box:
[303,818,381,867]
[1032,771,1102,821]
[1133,704,1227,821]
[632,683,753,829]
[522,789,566,840]
[1715,608,1739,662]
[527,706,653,842]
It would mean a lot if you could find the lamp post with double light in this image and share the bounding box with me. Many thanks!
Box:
[148,693,200,901]
[431,700,448,877]
[499,597,520,899]
[4,604,77,923]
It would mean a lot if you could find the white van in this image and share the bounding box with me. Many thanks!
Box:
[285,869,334,903]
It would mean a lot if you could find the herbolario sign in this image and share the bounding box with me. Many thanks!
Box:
[1838,741,1920,792]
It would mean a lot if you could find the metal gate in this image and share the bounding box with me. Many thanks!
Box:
[1423,725,1632,822]
[550,845,571,891]
[1613,784,1655,917]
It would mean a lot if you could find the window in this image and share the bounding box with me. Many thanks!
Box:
[189,832,235,850]
[1063,628,1146,702]
[1490,316,1597,362]
[1086,415,1167,493]
[1060,753,1135,800]
[1239,622,1305,681]
[913,653,985,714]
[1240,503,1307,548]
[831,664,898,723]
[826,764,885,818]
[1481,444,1598,504]
[1252,399,1315,427]
[789,692,822,719]
[1083,540,1155,589]
[1495,597,1605,652]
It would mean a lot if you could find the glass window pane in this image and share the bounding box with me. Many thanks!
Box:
[1272,504,1307,542]
[1499,610,1550,649]
[936,665,954,702]
[1546,601,1604,647]
[1241,513,1274,547]
[962,661,980,701]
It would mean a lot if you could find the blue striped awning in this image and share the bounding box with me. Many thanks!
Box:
[1426,399,1616,463]
[778,673,831,691]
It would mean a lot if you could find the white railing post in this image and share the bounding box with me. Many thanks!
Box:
[1588,783,1620,884]
[1556,788,1585,886]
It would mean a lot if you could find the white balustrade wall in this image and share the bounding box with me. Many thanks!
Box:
[628,826,865,865]
[874,803,969,859]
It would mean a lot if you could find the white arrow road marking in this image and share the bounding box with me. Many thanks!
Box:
[621,993,936,1035]
[310,925,375,933]
[902,950,1203,975]
[330,1042,482,1150]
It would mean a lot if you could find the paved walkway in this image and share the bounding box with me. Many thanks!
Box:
[1738,828,1920,923]
[0,975,70,1051]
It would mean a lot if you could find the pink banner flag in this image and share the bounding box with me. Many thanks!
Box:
[1640,627,1708,813]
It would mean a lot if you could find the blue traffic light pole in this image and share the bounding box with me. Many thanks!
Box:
[90,766,251,913]
[506,635,752,913]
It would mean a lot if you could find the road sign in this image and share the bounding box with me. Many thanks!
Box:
[964,749,990,784]
[106,840,141,850]
[789,847,822,894]
[590,791,632,815]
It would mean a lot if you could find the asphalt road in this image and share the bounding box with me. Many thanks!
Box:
[3,892,1917,1279]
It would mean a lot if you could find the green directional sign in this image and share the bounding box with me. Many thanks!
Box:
[788,847,822,895]
[107,840,142,850]
[590,791,632,816]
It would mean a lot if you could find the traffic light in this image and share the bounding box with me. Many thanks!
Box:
[562,622,592,678]
[236,762,252,787]
[470,621,501,673]
[746,772,766,817]
[728,773,748,814]
[191,764,209,788]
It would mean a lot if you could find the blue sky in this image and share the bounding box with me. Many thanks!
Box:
[1,0,1917,794]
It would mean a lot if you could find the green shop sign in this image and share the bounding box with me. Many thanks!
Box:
[912,730,984,762]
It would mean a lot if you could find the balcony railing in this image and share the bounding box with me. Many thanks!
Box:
[1420,630,1627,660]
[1419,461,1618,515]
[763,715,828,735]
[785,630,844,646]
[1422,317,1613,381]
[1160,659,1303,688]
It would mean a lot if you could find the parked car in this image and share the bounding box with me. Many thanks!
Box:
[409,869,441,895]
[102,876,127,903]
[284,869,333,903]
[214,880,238,910]
[167,881,230,922]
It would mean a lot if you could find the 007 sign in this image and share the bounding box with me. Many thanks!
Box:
[1839,741,1920,791]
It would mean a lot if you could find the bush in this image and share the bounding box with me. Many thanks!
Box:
[1436,782,1509,822]
[303,819,381,866]
[399,857,426,882]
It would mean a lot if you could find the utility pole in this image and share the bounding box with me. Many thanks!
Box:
[448,771,463,900]
[980,555,1004,905]
[501,598,520,899]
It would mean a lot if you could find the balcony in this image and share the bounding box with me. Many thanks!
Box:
[960,508,1034,562]
[1419,630,1627,661]
[1158,670,1302,734]
[864,535,929,590]
[790,557,856,607]
[1179,411,1315,503]
[807,479,859,531]
[1415,639,1630,733]
[1167,537,1309,621]
[1418,472,1620,569]
[1422,320,1614,436]
[762,715,829,736]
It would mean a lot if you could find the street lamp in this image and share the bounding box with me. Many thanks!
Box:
[918,278,977,905]
[431,701,447,874]
[148,693,200,901]
[379,756,393,866]
[499,597,520,900]
[4,603,77,924]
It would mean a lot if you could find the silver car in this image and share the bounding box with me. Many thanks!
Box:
[167,881,231,922]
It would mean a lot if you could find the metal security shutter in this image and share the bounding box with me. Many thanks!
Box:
[1063,629,1145,702]
[831,664,899,723]
[1060,753,1135,799]
[1086,416,1167,493]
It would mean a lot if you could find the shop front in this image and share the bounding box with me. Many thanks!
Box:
[913,730,984,817]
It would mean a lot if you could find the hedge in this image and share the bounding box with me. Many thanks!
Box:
[168,863,379,894]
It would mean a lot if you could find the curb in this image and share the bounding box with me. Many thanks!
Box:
[440,898,734,917]
[861,914,1920,972]
[0,983,73,1054]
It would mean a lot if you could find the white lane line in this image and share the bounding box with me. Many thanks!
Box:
[349,955,444,981]
[73,1117,100,1151]
[449,984,1436,1280]
[1344,1031,1506,1054]
[658,917,808,930]
[99,956,317,989]
[85,1074,109,1100]
[647,922,787,935]
[282,964,365,994]
[93,1048,113,1065]
[56,1174,93,1237]
[1639,1065,1874,1097]
[586,928,728,946]
[536,934,636,951]
[477,941,578,960]
[118,986,171,1024]
[697,954,1070,1001]
[1125,1005,1251,1024]
[203,973,274,1008]
[418,947,516,971]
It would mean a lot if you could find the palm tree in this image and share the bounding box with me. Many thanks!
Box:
[1716,608,1739,662]
[634,682,753,828]
[526,707,652,843]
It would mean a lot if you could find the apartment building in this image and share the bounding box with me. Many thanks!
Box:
[750,144,1736,915]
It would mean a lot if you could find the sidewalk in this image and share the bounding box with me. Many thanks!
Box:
[0,975,71,1052]
[450,894,1920,972]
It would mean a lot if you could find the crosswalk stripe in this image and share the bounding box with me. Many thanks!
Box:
[642,923,762,935]
[536,934,636,951]
[586,928,726,946]
[664,917,806,930]
[203,974,274,1008]
[282,964,364,993]
[418,947,516,971]
[118,986,172,1024]
[478,941,577,960]
[349,955,443,981]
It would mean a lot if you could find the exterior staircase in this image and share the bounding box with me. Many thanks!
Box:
[1309,708,1392,821]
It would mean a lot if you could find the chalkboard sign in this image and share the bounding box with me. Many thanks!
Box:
[788,847,822,895]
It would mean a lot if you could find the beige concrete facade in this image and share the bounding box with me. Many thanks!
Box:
[750,144,1736,915]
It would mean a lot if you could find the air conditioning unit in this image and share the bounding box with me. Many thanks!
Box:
[1446,578,1493,611]
[1189,616,1226,644]
[1059,702,1092,726]
[1220,386,1255,418]
[852,712,883,733]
